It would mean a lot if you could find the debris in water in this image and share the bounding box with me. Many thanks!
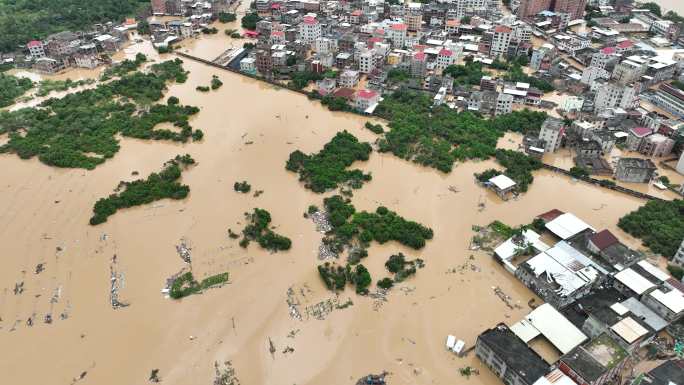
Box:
[356,372,388,385]
[149,369,160,383]
[213,361,240,385]
[35,263,45,274]
[175,239,192,263]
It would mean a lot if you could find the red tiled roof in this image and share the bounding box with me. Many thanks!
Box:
[27,40,42,48]
[391,23,407,31]
[333,87,356,100]
[439,48,453,57]
[589,230,619,251]
[413,44,426,51]
[357,89,378,99]
[616,40,633,49]
[601,46,616,54]
[494,25,512,33]
[271,30,284,37]
[303,16,318,25]
[413,51,426,61]
[630,126,652,137]
[271,3,281,9]
[537,209,564,222]
[374,28,385,35]
[351,10,362,16]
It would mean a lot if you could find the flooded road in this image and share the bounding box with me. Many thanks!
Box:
[0,38,656,385]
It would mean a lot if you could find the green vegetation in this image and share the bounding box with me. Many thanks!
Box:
[218,12,237,23]
[202,27,219,34]
[90,155,195,225]
[365,122,384,134]
[374,89,547,172]
[443,61,489,86]
[387,68,410,83]
[618,200,684,257]
[639,2,661,16]
[0,59,201,169]
[234,181,251,193]
[286,131,372,193]
[322,195,433,254]
[494,149,542,192]
[664,11,684,23]
[377,277,394,289]
[668,264,684,280]
[36,78,95,97]
[241,12,261,30]
[169,271,229,299]
[504,64,554,92]
[290,71,323,90]
[317,262,372,294]
[196,86,210,92]
[137,20,150,35]
[0,73,33,107]
[489,56,529,70]
[238,208,292,252]
[672,80,684,91]
[570,166,590,179]
[321,95,352,111]
[384,253,424,282]
[0,0,149,52]
[102,53,147,80]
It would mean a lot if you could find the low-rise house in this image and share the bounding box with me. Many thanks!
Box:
[355,89,380,112]
[27,40,45,58]
[338,69,359,88]
[538,117,565,153]
[33,57,64,74]
[559,333,629,385]
[476,324,550,385]
[487,174,517,200]
[639,133,674,157]
[639,359,684,385]
[641,284,684,322]
[614,158,656,183]
[510,303,588,357]
[239,57,257,75]
[625,127,652,151]
[651,84,684,119]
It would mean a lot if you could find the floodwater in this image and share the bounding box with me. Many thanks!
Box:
[654,0,684,15]
[0,33,657,385]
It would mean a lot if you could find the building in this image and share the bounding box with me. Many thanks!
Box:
[651,84,684,118]
[239,57,257,75]
[674,240,684,267]
[299,16,321,44]
[388,23,407,49]
[559,334,629,385]
[496,93,514,116]
[358,50,375,74]
[338,69,359,88]
[488,174,517,200]
[476,324,550,385]
[26,40,45,58]
[355,89,380,112]
[625,127,652,151]
[639,134,674,157]
[510,304,588,356]
[152,0,167,14]
[518,0,552,19]
[614,158,656,183]
[436,48,455,70]
[490,25,512,58]
[538,117,565,153]
[593,82,637,111]
[553,0,587,20]
[640,360,684,385]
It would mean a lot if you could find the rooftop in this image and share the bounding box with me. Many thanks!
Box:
[630,126,652,137]
[538,209,565,223]
[610,317,649,344]
[614,268,656,295]
[617,157,656,170]
[489,174,516,190]
[648,288,684,313]
[479,324,550,381]
[645,360,684,385]
[511,304,588,355]
[545,213,594,240]
[562,334,627,381]
[589,230,618,251]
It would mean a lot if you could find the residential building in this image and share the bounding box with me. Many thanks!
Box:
[239,57,257,75]
[553,0,587,20]
[299,16,321,44]
[388,23,407,49]
[490,25,512,58]
[355,89,380,111]
[641,285,684,322]
[338,69,359,88]
[639,134,674,157]
[673,240,684,267]
[612,59,644,85]
[436,48,455,70]
[625,127,652,151]
[677,151,684,175]
[593,82,638,111]
[496,93,513,116]
[359,50,375,74]
[405,5,423,31]
[614,158,656,183]
[26,40,45,58]
[476,324,549,385]
[538,117,565,153]
[640,360,684,385]
[651,84,684,118]
[517,0,552,19]
[410,51,427,78]
[152,0,167,14]
[559,334,629,385]
[561,96,584,112]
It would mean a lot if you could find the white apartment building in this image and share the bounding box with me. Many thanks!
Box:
[314,37,337,55]
[538,117,565,153]
[490,25,512,58]
[359,50,375,73]
[593,82,637,111]
[495,93,514,116]
[299,16,321,44]
[388,23,407,48]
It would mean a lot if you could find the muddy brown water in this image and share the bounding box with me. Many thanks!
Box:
[0,29,657,385]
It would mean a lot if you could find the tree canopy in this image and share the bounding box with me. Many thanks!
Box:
[0,73,33,107]
[618,199,684,258]
[0,0,149,52]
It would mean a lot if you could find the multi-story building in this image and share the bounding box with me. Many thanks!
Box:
[673,239,684,267]
[553,0,587,20]
[410,51,427,78]
[313,37,336,55]
[517,0,551,19]
[255,49,273,77]
[639,134,674,157]
[26,40,45,58]
[358,50,375,74]
[490,25,512,58]
[625,126,652,151]
[436,48,455,70]
[593,82,638,111]
[612,59,645,85]
[152,0,167,14]
[676,151,684,175]
[355,89,380,111]
[538,117,565,153]
[239,57,257,75]
[495,93,513,116]
[405,3,423,31]
[476,324,549,385]
[614,158,656,183]
[298,16,321,44]
[651,84,684,118]
[338,69,359,88]
[388,23,407,48]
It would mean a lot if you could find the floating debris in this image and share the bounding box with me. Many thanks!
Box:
[356,372,388,385]
[13,281,24,295]
[175,239,192,263]
[149,369,160,383]
[310,210,332,233]
[493,286,521,310]
[213,361,240,385]
[35,263,45,274]
[110,258,129,309]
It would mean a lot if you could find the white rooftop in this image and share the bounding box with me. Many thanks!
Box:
[545,213,594,240]
[649,288,684,313]
[511,303,587,355]
[494,230,551,269]
[636,260,670,282]
[533,369,580,385]
[489,174,516,190]
[611,317,648,344]
[614,268,656,295]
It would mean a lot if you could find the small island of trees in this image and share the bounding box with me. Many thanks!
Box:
[237,208,292,252]
[169,271,229,299]
[0,72,33,108]
[89,154,196,225]
[286,131,372,193]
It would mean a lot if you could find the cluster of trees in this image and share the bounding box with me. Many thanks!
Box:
[494,149,542,192]
[211,75,223,90]
[202,27,219,34]
[320,95,352,111]
[489,56,529,71]
[618,199,684,257]
[365,122,384,134]
[374,89,548,173]
[317,262,372,294]
[101,53,147,80]
[238,208,292,252]
[196,86,210,92]
[241,12,261,30]
[503,64,554,92]
[285,131,372,193]
[234,181,251,193]
[0,59,201,169]
[569,166,590,179]
[290,71,323,90]
[387,68,410,83]
[218,12,237,23]
[323,195,434,253]
[36,78,95,97]
[443,61,489,86]
[382,252,424,285]
[90,155,195,225]
[0,73,33,107]
[0,0,149,52]
[169,271,229,299]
